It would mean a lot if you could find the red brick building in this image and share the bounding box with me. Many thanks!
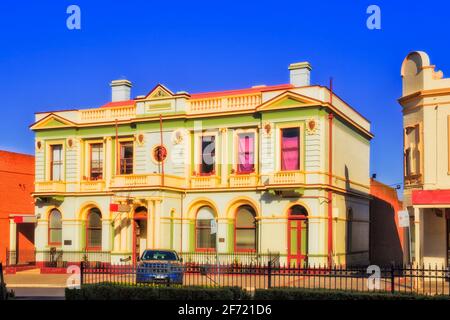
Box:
[369,179,405,265]
[0,150,35,265]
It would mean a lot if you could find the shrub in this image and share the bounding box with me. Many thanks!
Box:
[254,288,450,300]
[66,283,249,300]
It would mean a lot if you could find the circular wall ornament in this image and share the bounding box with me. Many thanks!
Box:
[152,145,167,162]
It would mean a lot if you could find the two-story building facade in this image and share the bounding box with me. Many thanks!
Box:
[400,51,450,267]
[31,61,372,267]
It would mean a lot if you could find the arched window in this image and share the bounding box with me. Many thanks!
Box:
[235,206,257,252]
[48,209,62,246]
[86,208,102,250]
[195,206,216,251]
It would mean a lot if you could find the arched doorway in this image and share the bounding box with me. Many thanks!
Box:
[287,205,308,266]
[133,206,148,262]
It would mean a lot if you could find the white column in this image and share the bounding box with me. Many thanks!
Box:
[147,200,154,249]
[154,200,162,248]
[112,213,121,252]
[102,219,112,251]
[120,212,128,251]
[220,128,228,186]
[9,219,17,251]
[105,137,112,188]
[414,207,424,265]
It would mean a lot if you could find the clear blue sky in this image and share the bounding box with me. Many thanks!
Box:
[0,0,449,188]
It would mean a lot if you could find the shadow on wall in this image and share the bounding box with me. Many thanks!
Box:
[369,178,404,266]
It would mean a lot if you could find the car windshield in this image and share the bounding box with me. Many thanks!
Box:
[141,250,178,261]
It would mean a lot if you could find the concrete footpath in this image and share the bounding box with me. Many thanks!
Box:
[4,268,70,299]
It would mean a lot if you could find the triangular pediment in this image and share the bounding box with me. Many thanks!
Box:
[30,113,76,130]
[145,84,174,100]
[257,91,321,111]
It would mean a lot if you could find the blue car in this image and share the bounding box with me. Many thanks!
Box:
[136,249,184,285]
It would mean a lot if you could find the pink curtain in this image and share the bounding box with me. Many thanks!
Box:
[281,134,299,170]
[238,134,254,173]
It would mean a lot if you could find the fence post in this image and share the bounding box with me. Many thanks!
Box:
[267,260,272,289]
[390,264,395,293]
[80,261,84,286]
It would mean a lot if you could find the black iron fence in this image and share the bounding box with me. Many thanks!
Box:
[36,250,111,268]
[179,252,282,266]
[80,262,450,296]
[0,263,6,300]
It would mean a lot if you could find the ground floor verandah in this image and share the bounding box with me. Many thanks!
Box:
[33,189,370,267]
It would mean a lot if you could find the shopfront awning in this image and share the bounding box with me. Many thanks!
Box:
[412,189,450,205]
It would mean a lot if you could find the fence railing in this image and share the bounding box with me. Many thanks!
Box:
[80,262,450,296]
[179,252,282,266]
[36,250,111,268]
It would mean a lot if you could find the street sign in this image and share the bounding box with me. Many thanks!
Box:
[210,219,217,234]
[398,210,410,228]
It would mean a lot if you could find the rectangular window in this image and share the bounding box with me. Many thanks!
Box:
[405,125,420,176]
[237,133,255,174]
[119,141,133,174]
[281,128,300,171]
[50,144,63,181]
[200,136,215,175]
[90,143,103,180]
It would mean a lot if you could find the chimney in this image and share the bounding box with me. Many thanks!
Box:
[110,79,132,102]
[288,62,312,87]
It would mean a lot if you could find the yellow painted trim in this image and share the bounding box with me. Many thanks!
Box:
[225,196,261,220]
[186,197,220,219]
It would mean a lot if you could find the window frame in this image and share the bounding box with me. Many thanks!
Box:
[234,205,257,253]
[195,131,218,176]
[88,141,104,180]
[118,139,134,175]
[195,206,217,252]
[277,123,303,172]
[48,209,62,246]
[234,129,258,175]
[403,123,422,179]
[47,142,65,181]
[85,208,102,251]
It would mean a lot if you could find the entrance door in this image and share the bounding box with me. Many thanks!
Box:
[288,218,307,267]
[133,219,147,263]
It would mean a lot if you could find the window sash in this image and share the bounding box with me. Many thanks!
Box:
[281,128,300,171]
[50,145,63,181]
[237,133,255,173]
[90,144,103,179]
[200,136,215,174]
[119,142,133,174]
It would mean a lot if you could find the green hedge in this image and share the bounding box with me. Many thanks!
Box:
[66,283,250,300]
[254,288,450,300]
[0,283,14,301]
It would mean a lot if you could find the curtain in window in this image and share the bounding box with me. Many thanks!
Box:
[281,128,300,171]
[238,134,255,173]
